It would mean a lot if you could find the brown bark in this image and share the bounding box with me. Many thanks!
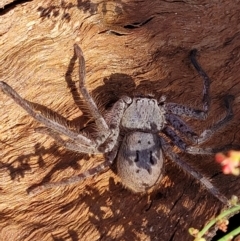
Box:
[0,0,16,9]
[0,0,240,240]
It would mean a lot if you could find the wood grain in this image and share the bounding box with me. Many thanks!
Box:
[0,1,240,240]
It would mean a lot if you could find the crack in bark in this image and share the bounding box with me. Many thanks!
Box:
[123,16,155,29]
[0,0,33,15]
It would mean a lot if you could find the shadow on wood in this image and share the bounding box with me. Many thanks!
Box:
[0,0,240,240]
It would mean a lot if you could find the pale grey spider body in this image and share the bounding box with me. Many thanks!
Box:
[0,45,234,204]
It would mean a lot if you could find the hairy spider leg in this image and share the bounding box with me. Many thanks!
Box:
[165,49,211,120]
[35,97,128,154]
[74,44,111,146]
[165,95,234,146]
[28,145,119,195]
[160,138,228,205]
[195,95,234,145]
[28,97,130,195]
[99,97,131,152]
[0,81,94,147]
[190,49,210,113]
[35,127,100,154]
[165,113,198,142]
[163,125,239,155]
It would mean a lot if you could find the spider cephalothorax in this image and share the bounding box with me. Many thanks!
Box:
[0,44,234,204]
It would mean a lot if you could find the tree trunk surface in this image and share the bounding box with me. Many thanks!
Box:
[0,1,240,241]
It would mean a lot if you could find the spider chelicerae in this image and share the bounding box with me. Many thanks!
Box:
[0,44,234,204]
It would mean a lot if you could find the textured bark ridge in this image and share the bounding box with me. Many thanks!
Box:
[0,1,240,240]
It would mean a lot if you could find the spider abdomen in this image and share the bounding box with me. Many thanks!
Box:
[117,132,164,193]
